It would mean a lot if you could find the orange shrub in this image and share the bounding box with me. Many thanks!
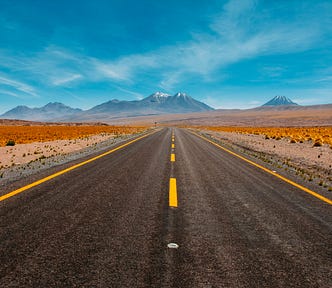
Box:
[194,126,332,147]
[0,125,147,146]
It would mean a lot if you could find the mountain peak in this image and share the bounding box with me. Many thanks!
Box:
[175,92,187,97]
[144,92,171,103]
[43,102,67,108]
[262,95,298,106]
[152,91,170,98]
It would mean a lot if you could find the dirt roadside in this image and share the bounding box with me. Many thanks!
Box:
[195,129,332,192]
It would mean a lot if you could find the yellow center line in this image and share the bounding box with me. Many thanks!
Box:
[191,131,332,206]
[171,153,176,162]
[0,132,154,202]
[172,143,175,149]
[169,178,178,207]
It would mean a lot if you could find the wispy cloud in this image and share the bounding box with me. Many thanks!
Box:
[315,76,332,82]
[92,53,158,83]
[114,85,145,100]
[52,74,83,86]
[0,76,38,97]
[0,89,22,99]
[260,66,285,78]
[0,0,330,100]
[88,0,326,88]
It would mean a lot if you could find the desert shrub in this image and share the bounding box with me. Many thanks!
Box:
[194,126,332,147]
[313,141,322,147]
[0,125,147,146]
[6,140,15,146]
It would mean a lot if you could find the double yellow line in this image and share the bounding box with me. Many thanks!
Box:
[0,132,153,202]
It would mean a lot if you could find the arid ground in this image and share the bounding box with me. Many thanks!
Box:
[1,106,331,192]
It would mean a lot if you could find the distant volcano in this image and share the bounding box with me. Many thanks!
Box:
[262,96,298,106]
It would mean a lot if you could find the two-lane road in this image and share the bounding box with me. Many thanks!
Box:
[0,128,331,287]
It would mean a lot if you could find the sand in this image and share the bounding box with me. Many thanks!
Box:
[0,134,115,169]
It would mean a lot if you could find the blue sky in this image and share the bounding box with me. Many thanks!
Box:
[0,0,331,113]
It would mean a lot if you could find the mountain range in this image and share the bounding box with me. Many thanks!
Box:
[1,102,82,121]
[0,93,312,122]
[0,92,214,121]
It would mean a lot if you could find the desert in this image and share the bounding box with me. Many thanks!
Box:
[1,105,331,194]
[0,122,149,185]
[191,126,332,192]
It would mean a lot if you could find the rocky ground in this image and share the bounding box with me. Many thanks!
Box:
[0,131,149,187]
[196,129,332,193]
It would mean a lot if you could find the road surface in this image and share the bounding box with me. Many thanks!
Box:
[0,128,331,287]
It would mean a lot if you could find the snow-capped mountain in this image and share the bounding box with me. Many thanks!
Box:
[141,92,171,104]
[83,92,213,118]
[0,92,213,121]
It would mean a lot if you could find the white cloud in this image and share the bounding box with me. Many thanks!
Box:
[0,76,37,97]
[114,86,145,99]
[0,89,22,99]
[159,71,183,90]
[315,76,332,82]
[93,54,158,82]
[0,0,329,95]
[52,74,83,86]
[87,0,325,88]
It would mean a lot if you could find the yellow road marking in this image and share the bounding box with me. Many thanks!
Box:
[0,132,153,202]
[169,178,178,207]
[172,143,175,149]
[171,153,175,162]
[172,138,174,142]
[192,131,332,206]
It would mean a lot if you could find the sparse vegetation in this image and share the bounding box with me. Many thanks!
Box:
[0,125,147,146]
[193,126,332,148]
[6,140,15,146]
[313,141,323,147]
[195,126,332,191]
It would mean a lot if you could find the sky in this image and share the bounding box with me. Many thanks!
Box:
[0,0,332,113]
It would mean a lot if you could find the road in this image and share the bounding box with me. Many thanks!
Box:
[0,128,331,287]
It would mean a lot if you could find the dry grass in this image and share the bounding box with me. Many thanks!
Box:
[0,125,147,146]
[192,126,332,147]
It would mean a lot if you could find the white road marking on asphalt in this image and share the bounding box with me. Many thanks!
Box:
[167,243,179,249]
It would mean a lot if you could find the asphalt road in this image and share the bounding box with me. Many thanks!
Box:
[0,128,331,287]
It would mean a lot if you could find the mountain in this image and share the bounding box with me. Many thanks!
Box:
[0,102,82,121]
[0,92,214,121]
[141,92,213,113]
[262,95,299,106]
[79,92,214,120]
[143,91,171,103]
